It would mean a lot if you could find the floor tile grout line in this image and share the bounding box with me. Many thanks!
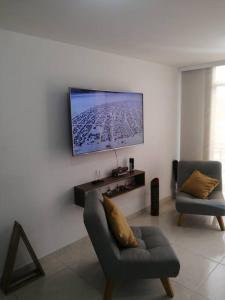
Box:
[12,265,76,299]
[172,275,213,300]
[190,290,211,300]
[193,291,210,299]
[171,240,225,264]
[66,265,103,296]
[171,278,207,298]
[193,260,221,294]
[172,243,223,265]
[218,260,225,267]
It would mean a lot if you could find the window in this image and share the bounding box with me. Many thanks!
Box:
[210,66,225,188]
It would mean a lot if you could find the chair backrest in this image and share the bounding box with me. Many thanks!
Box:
[177,161,222,191]
[83,191,120,278]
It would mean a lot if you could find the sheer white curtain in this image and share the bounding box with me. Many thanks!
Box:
[209,66,225,189]
[203,68,213,160]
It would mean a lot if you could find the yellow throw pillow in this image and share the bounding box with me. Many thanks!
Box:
[103,196,138,248]
[180,170,220,199]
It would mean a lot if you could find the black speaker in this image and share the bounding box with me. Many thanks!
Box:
[129,158,134,172]
[172,160,178,198]
[151,178,159,216]
[172,160,178,182]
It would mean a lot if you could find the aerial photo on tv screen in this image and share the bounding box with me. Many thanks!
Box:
[70,90,144,155]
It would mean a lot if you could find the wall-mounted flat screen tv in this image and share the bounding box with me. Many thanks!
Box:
[69,88,144,156]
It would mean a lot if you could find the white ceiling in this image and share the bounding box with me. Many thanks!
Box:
[1,0,225,67]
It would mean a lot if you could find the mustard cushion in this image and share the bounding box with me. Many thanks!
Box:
[103,196,138,248]
[180,170,220,199]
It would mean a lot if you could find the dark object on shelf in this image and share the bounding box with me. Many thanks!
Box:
[74,170,145,207]
[151,178,159,216]
[129,158,134,172]
[91,179,104,185]
[103,184,130,198]
[1,221,45,294]
[112,166,128,177]
[172,160,178,182]
[105,187,112,196]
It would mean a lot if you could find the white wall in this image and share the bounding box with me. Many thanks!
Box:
[0,29,179,274]
[180,69,210,160]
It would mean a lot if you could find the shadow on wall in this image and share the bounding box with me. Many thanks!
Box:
[45,86,72,161]
[0,224,13,277]
[58,189,75,208]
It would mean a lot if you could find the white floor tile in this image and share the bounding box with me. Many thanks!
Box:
[114,279,194,300]
[197,264,225,300]
[14,269,100,300]
[40,252,66,277]
[171,244,218,290]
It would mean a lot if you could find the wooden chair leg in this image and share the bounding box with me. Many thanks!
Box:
[177,213,184,226]
[103,279,113,300]
[160,278,174,298]
[216,216,225,231]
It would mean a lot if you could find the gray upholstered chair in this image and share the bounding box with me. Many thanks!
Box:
[176,161,225,230]
[84,191,180,300]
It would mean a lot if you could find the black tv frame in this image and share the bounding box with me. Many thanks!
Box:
[69,87,144,156]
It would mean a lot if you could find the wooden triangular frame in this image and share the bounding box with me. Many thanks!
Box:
[1,221,45,294]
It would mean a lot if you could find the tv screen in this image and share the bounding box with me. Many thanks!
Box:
[69,88,144,156]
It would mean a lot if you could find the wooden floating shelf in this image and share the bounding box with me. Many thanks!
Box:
[74,170,145,207]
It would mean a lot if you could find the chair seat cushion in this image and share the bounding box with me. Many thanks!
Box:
[176,191,225,216]
[118,226,180,280]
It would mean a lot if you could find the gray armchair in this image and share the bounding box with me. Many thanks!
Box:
[84,191,180,300]
[176,161,225,230]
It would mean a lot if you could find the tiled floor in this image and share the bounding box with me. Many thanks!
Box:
[1,199,225,300]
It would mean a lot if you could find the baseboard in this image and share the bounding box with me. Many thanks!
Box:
[126,196,173,220]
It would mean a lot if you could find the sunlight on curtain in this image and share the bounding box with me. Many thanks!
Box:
[210,66,225,188]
